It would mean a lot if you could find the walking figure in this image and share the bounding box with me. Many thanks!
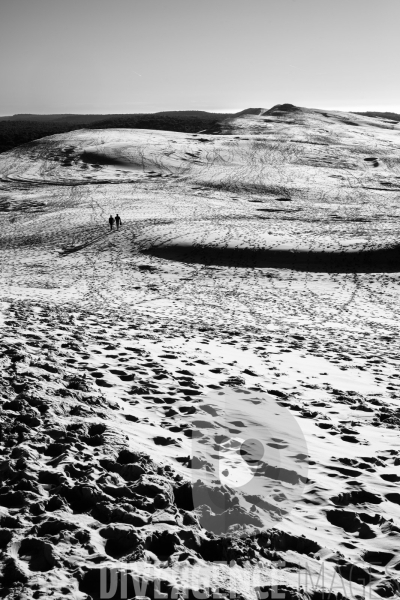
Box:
[115,214,122,230]
[109,215,114,231]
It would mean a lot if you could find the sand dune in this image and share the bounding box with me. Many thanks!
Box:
[0,106,400,599]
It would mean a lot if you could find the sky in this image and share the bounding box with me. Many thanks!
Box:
[0,0,399,116]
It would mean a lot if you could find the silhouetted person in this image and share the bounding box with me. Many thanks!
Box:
[115,214,122,230]
[109,215,114,231]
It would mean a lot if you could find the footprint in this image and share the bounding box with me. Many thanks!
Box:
[119,374,135,381]
[124,415,139,423]
[267,442,288,449]
[380,473,400,482]
[153,436,178,446]
[96,379,113,388]
[341,435,361,443]
[386,493,400,504]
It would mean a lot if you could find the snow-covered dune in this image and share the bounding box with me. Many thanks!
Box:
[0,106,400,599]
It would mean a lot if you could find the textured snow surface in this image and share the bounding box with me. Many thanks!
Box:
[0,106,400,599]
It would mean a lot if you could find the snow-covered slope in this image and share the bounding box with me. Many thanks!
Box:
[0,106,400,599]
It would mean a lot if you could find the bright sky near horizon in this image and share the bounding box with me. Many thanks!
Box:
[0,0,399,116]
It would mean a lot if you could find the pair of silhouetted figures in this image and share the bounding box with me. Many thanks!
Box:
[109,214,122,231]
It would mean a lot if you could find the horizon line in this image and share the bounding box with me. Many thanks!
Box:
[1,105,400,118]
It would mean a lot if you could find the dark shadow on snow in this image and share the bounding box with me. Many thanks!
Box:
[143,243,400,273]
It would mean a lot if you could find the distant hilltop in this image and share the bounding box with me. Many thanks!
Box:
[1,105,399,122]
[0,105,399,154]
[0,111,231,154]
[354,110,400,122]
[0,110,234,123]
